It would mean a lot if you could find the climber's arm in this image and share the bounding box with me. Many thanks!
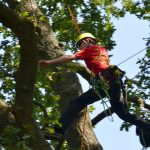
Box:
[38,54,76,67]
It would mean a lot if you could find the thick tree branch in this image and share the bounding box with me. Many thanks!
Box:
[92,107,114,126]
[0,98,16,131]
[0,3,25,35]
[0,1,51,149]
[67,62,92,83]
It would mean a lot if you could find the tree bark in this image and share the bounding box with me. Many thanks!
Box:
[0,1,50,150]
[0,0,103,149]
[1,0,150,149]
[17,0,103,149]
[51,70,102,150]
[0,98,15,130]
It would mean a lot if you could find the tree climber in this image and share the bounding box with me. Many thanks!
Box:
[39,33,150,135]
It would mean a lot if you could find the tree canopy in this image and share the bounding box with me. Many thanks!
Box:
[0,0,149,149]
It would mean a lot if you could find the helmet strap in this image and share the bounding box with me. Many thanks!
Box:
[83,38,95,47]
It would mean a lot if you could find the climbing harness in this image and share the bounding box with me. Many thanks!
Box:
[91,73,113,121]
[92,65,126,99]
[91,65,127,121]
[109,65,127,104]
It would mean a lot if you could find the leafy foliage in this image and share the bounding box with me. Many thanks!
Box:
[34,69,61,128]
[125,45,150,127]
[0,26,19,102]
[1,126,31,150]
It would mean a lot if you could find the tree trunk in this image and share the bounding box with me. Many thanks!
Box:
[17,0,103,149]
[0,1,50,150]
[0,0,103,149]
[51,70,102,150]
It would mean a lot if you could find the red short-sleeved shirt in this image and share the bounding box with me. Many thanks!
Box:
[75,45,110,75]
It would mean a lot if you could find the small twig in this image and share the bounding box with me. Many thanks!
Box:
[33,100,49,118]
[51,16,67,27]
[43,129,64,141]
[0,66,12,77]
[128,95,150,110]
[56,139,65,150]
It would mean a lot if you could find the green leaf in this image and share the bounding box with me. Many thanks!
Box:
[21,12,30,17]
[88,105,96,113]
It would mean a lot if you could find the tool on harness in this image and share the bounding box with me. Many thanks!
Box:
[108,65,126,78]
[91,75,113,121]
[109,65,127,104]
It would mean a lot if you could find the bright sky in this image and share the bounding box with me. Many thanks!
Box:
[79,13,150,150]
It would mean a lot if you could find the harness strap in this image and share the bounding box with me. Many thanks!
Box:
[91,66,127,121]
[92,65,127,101]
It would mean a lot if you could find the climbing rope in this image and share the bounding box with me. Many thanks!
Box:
[91,75,114,122]
[64,0,81,34]
[64,2,87,149]
[117,46,149,66]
